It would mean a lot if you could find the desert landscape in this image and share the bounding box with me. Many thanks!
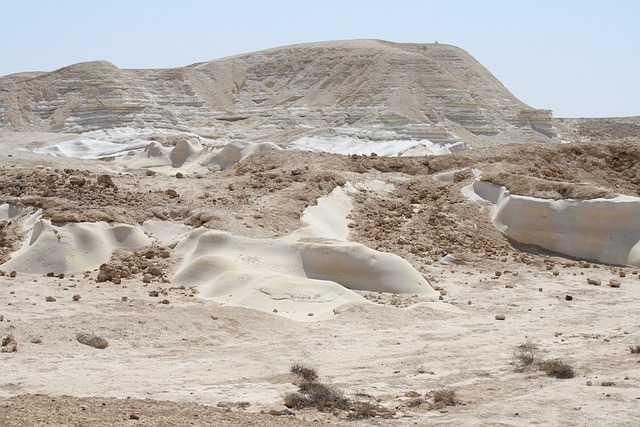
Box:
[1,40,639,426]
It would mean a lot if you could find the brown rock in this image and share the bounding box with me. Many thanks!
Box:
[45,296,56,302]
[72,294,81,301]
[609,279,621,288]
[586,278,601,286]
[495,314,506,320]
[76,333,109,349]
[97,175,115,188]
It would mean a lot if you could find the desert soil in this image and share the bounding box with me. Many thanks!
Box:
[1,124,640,426]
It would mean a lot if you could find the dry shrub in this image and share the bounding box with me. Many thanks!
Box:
[290,363,318,382]
[513,340,538,370]
[285,363,350,411]
[348,402,380,420]
[540,359,575,379]
[431,387,457,409]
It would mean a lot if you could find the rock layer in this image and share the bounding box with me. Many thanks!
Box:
[0,40,557,146]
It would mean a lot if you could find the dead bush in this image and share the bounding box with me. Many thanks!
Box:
[290,362,319,382]
[430,387,457,409]
[540,359,575,379]
[513,340,538,370]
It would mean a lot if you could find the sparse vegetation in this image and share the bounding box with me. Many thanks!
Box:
[285,363,350,411]
[539,359,575,379]
[430,387,458,409]
[513,340,538,370]
[348,401,381,420]
[290,362,319,382]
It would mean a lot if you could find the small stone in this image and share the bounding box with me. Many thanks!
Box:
[0,315,3,321]
[495,314,506,320]
[552,270,559,276]
[160,299,170,304]
[165,189,178,198]
[145,170,156,176]
[149,290,159,297]
[619,271,626,277]
[129,414,140,420]
[142,275,152,283]
[96,272,108,283]
[609,279,621,288]
[2,334,16,346]
[148,266,162,276]
[72,294,81,301]
[494,271,502,277]
[121,296,128,302]
[9,271,17,278]
[565,295,573,301]
[76,333,109,349]
[112,277,122,285]
[601,381,614,387]
[97,174,115,188]
[586,381,592,386]
[45,296,56,302]
[175,172,184,179]
[273,308,278,313]
[587,278,601,286]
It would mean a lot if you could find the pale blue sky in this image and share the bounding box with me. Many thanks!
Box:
[2,0,638,117]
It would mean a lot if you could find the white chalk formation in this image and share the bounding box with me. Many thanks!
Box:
[465,179,640,267]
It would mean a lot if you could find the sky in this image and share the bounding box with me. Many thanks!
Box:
[1,0,638,118]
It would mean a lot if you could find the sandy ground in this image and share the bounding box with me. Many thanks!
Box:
[1,130,640,426]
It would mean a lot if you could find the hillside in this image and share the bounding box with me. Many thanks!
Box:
[0,40,557,147]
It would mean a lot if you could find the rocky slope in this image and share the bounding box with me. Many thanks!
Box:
[0,40,557,146]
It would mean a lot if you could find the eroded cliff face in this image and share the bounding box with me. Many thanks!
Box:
[0,40,557,146]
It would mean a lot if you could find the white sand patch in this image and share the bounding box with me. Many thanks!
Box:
[33,139,149,159]
[466,179,640,267]
[289,135,453,156]
[172,230,436,321]
[0,220,151,274]
[142,220,193,244]
[173,184,437,321]
[294,184,355,241]
[30,138,280,174]
[0,203,30,220]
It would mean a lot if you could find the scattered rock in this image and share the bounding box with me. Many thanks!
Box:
[600,381,615,387]
[76,333,109,349]
[30,337,42,344]
[495,314,506,320]
[586,278,601,286]
[149,290,160,297]
[145,170,156,176]
[565,295,573,301]
[267,409,294,416]
[1,334,18,352]
[121,296,128,302]
[97,174,115,188]
[175,172,184,179]
[45,296,56,302]
[609,279,621,288]
[160,299,170,304]
[72,294,81,301]
[0,315,3,321]
[9,271,17,278]
[129,414,140,420]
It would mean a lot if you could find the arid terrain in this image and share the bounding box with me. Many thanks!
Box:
[1,41,640,426]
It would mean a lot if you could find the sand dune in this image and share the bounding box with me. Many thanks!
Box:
[30,137,281,174]
[466,178,640,267]
[0,216,151,274]
[172,185,436,320]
